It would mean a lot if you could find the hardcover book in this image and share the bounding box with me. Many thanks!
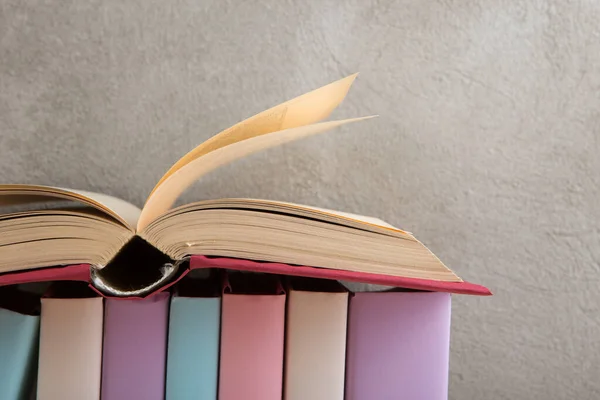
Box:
[101,292,170,400]
[165,275,221,400]
[36,285,104,400]
[345,291,452,400]
[0,75,489,297]
[218,273,286,400]
[0,287,40,400]
[284,280,348,400]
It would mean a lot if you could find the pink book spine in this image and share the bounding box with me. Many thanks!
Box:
[218,290,286,400]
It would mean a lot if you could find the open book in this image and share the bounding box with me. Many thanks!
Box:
[0,75,490,296]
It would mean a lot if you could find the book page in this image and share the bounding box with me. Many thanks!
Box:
[137,117,373,231]
[148,74,358,198]
[0,185,140,229]
[163,198,409,236]
[271,202,402,230]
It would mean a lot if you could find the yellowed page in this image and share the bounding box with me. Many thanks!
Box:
[137,117,373,231]
[148,74,358,197]
[163,198,409,236]
[264,201,402,230]
[0,184,140,229]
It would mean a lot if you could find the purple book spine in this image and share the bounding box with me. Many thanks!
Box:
[101,293,170,400]
[345,292,452,400]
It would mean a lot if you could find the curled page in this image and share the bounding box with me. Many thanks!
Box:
[148,74,358,197]
[137,117,373,231]
[0,184,140,229]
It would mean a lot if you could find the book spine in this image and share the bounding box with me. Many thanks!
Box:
[345,292,451,400]
[101,292,170,400]
[218,292,286,400]
[166,296,221,400]
[0,308,40,400]
[89,236,183,298]
[36,297,104,399]
[284,290,348,400]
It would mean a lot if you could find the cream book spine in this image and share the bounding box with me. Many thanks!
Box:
[36,297,104,400]
[284,289,349,400]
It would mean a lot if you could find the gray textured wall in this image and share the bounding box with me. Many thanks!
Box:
[1,0,599,398]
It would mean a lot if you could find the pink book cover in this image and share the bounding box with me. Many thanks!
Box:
[0,257,490,297]
[101,292,170,400]
[218,273,286,400]
[345,291,452,400]
[190,256,491,295]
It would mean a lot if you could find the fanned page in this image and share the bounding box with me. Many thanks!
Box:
[138,117,372,231]
[138,74,371,231]
[0,185,140,229]
[149,74,359,197]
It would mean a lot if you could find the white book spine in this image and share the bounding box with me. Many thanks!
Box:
[284,290,349,400]
[36,297,104,400]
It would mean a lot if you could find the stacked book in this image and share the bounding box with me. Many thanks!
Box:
[0,75,490,400]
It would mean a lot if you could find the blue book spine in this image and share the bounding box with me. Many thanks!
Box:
[0,308,40,400]
[166,296,221,400]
